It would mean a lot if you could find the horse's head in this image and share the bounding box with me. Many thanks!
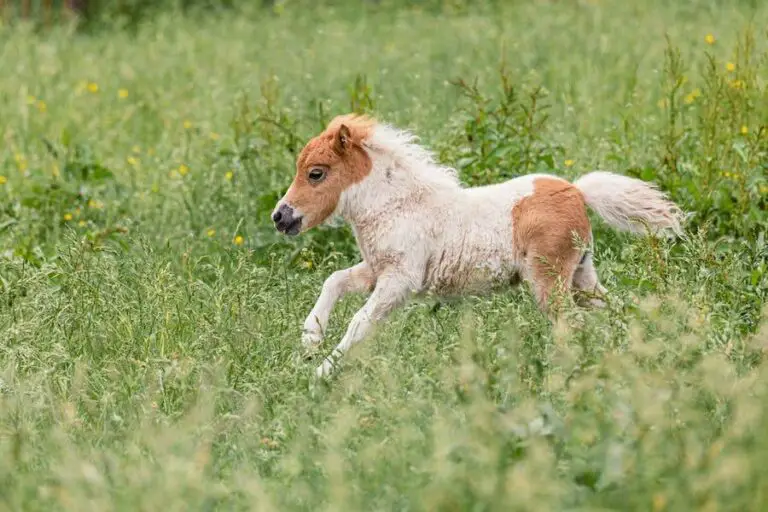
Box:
[272,114,374,235]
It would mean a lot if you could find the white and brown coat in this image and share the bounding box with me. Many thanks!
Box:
[273,114,683,377]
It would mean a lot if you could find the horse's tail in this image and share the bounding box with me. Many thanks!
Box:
[573,171,684,236]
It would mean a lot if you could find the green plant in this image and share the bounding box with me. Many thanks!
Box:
[445,68,563,186]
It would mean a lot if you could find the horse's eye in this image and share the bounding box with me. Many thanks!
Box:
[308,167,326,183]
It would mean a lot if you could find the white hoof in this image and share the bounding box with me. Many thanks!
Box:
[316,358,335,378]
[589,297,607,308]
[301,329,323,348]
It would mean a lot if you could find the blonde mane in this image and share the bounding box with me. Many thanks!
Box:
[358,117,461,189]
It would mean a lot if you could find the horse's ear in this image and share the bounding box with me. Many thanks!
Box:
[334,124,351,154]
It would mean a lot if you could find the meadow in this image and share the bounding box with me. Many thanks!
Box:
[1,0,767,510]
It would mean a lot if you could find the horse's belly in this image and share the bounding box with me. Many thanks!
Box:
[425,254,519,296]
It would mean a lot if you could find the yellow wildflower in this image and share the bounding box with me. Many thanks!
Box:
[740,125,748,135]
[653,494,667,512]
[730,79,744,89]
[183,120,193,130]
[210,132,220,141]
[206,228,216,237]
[704,34,715,45]
[118,89,129,99]
[684,88,702,104]
[302,260,313,270]
[127,156,139,166]
[178,164,189,176]
[88,199,104,209]
[52,164,60,177]
[63,213,73,221]
[225,171,234,181]
[26,95,36,105]
[564,159,574,167]
[87,82,99,93]
[725,62,736,72]
[0,176,7,185]
[37,101,47,113]
[14,154,27,171]
[759,185,768,195]
[78,220,87,227]
[233,235,244,246]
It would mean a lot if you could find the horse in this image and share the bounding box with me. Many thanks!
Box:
[271,114,683,377]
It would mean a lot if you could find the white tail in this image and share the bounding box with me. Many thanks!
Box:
[574,171,684,236]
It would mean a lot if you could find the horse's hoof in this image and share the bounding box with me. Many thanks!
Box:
[301,349,317,362]
[301,329,323,348]
[589,298,607,308]
[315,359,334,378]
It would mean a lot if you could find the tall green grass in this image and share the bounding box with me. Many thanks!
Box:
[1,1,767,509]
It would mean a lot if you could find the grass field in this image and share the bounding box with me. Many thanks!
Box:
[1,0,768,510]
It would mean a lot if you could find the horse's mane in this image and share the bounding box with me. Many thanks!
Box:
[360,118,461,189]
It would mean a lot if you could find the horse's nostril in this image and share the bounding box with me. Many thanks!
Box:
[273,204,301,235]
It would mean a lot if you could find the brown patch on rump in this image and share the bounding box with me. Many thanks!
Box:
[511,177,591,311]
[284,114,375,230]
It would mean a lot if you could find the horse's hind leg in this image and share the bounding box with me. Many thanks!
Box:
[527,252,579,315]
[571,252,607,307]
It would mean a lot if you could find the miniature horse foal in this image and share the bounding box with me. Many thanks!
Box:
[272,114,683,377]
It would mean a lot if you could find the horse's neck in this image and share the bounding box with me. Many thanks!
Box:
[340,160,459,229]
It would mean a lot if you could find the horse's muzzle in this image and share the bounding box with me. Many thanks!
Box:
[272,203,302,236]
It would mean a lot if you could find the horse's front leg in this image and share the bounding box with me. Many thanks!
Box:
[316,272,413,378]
[302,261,375,348]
